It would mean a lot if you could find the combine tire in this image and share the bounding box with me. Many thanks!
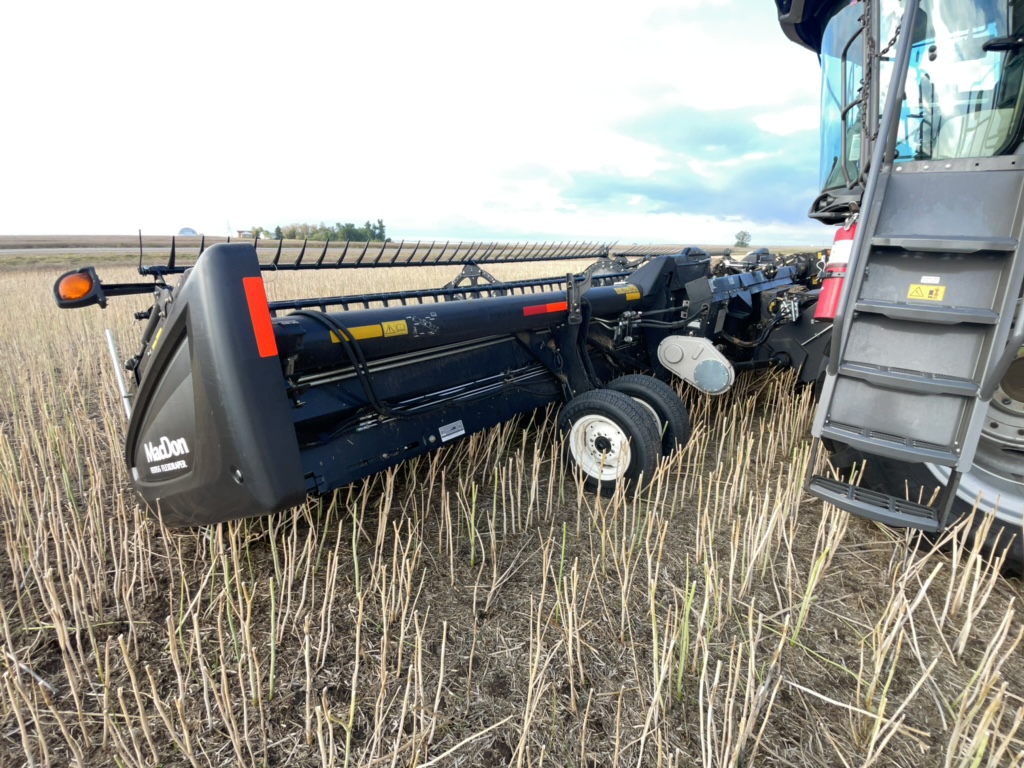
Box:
[559,389,661,496]
[604,374,691,455]
[860,457,1023,577]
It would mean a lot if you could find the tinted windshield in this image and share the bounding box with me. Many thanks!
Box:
[819,1,865,190]
[819,0,1024,191]
[889,0,1024,161]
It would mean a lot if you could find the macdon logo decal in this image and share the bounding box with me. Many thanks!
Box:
[144,436,190,465]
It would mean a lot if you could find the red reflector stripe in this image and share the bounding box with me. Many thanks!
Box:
[523,301,568,317]
[242,277,278,358]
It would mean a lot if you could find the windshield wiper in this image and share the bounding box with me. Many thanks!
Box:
[982,35,1024,52]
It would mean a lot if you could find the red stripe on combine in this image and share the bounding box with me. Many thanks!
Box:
[242,277,278,358]
[523,301,568,317]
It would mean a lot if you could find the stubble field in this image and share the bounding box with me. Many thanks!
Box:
[0,250,1022,767]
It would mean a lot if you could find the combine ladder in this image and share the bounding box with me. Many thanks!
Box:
[808,1,1024,530]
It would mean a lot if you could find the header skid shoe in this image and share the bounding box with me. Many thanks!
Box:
[125,243,306,526]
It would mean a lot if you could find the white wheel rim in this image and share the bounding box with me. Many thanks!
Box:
[632,398,663,437]
[568,414,632,482]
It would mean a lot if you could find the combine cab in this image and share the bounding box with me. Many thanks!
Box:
[777,0,1024,571]
[55,240,826,526]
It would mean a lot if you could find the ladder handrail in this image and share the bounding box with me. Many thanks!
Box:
[828,0,921,376]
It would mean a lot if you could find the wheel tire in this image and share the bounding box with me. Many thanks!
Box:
[558,389,662,496]
[604,374,691,455]
[858,456,1023,577]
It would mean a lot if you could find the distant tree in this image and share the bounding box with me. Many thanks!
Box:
[308,222,331,241]
[734,230,752,247]
[272,219,389,242]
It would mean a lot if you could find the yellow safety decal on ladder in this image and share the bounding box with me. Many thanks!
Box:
[615,284,642,300]
[151,327,163,351]
[330,321,409,343]
[907,284,946,301]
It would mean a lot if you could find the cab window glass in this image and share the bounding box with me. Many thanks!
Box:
[882,0,1024,160]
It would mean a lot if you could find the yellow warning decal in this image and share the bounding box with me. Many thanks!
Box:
[151,327,163,351]
[382,319,408,337]
[614,284,642,300]
[330,321,409,343]
[907,284,946,301]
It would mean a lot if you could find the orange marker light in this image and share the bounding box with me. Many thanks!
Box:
[58,272,94,301]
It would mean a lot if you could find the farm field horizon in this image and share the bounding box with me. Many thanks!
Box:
[0,244,1021,766]
[0,235,827,273]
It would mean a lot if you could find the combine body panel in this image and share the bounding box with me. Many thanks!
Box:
[56,240,825,526]
[775,0,1024,572]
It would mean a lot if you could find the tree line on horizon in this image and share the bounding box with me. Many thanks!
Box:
[252,219,389,242]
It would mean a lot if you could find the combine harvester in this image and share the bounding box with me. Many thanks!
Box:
[54,240,826,525]
[776,0,1023,571]
[54,0,1024,576]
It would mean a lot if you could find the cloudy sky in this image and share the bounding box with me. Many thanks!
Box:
[1,0,827,246]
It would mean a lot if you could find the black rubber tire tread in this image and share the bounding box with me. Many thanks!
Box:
[558,389,662,497]
[851,453,1023,577]
[604,374,691,455]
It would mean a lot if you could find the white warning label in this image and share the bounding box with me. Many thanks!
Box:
[438,420,465,442]
[150,460,188,474]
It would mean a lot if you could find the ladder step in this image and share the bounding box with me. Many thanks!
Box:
[854,299,1000,325]
[821,422,960,466]
[808,475,941,532]
[871,235,1018,253]
[838,362,979,396]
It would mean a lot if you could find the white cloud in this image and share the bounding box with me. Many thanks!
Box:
[0,0,825,244]
[753,105,821,135]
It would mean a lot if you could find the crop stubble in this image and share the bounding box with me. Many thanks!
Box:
[0,262,1022,767]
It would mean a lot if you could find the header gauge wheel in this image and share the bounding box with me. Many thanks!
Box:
[559,389,661,496]
[605,374,691,455]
